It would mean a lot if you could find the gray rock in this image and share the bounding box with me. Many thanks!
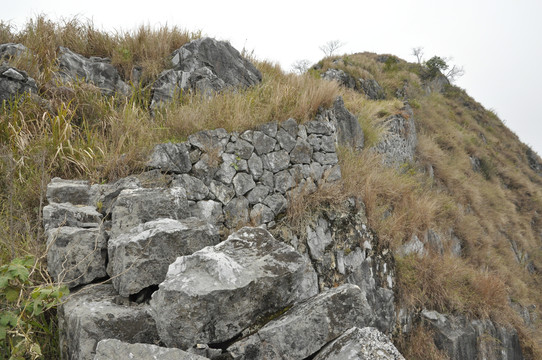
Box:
[246,184,270,205]
[264,194,288,215]
[307,217,333,260]
[190,200,223,224]
[223,196,250,228]
[250,203,275,225]
[359,79,386,100]
[373,105,417,167]
[308,133,322,151]
[147,143,192,174]
[321,68,357,89]
[215,153,238,184]
[226,139,254,159]
[228,284,374,360]
[259,170,274,188]
[276,128,297,152]
[280,118,298,138]
[313,152,339,165]
[248,152,264,179]
[310,162,325,180]
[191,153,220,185]
[90,176,141,215]
[397,235,426,257]
[313,327,405,360]
[188,128,230,153]
[57,47,130,96]
[422,310,523,360]
[306,120,333,135]
[258,122,278,138]
[46,178,92,205]
[108,218,219,297]
[94,339,207,360]
[149,227,318,349]
[172,174,209,200]
[323,164,342,182]
[317,97,364,151]
[46,227,107,288]
[0,43,29,60]
[425,229,444,255]
[274,170,295,194]
[239,129,253,143]
[297,124,308,139]
[252,131,276,155]
[209,180,236,205]
[232,172,256,196]
[526,148,542,175]
[320,135,336,153]
[0,64,38,102]
[111,187,188,237]
[43,203,102,231]
[151,37,261,106]
[290,138,313,164]
[59,284,159,360]
[263,150,290,173]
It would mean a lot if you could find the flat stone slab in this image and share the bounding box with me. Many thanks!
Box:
[108,218,219,297]
[149,227,318,349]
[43,203,102,231]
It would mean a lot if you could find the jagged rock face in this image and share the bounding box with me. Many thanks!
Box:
[422,310,523,360]
[373,104,417,167]
[274,201,396,335]
[58,284,159,360]
[321,68,357,89]
[526,148,542,175]
[151,37,262,107]
[0,64,38,102]
[313,327,406,360]
[424,73,450,94]
[149,227,318,349]
[227,284,374,359]
[57,46,130,96]
[94,339,207,360]
[359,78,386,100]
[107,217,220,297]
[316,96,364,151]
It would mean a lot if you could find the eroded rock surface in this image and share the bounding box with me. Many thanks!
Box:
[149,227,318,349]
[94,339,207,360]
[0,64,38,102]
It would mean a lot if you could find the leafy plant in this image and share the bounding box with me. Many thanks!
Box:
[0,256,68,359]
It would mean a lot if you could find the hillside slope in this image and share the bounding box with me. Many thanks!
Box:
[0,17,541,359]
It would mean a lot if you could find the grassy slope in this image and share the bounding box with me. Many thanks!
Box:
[1,17,540,359]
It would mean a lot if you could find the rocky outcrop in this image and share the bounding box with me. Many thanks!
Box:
[57,46,130,96]
[149,227,318,349]
[316,96,364,151]
[422,310,523,360]
[58,284,159,360]
[373,104,417,167]
[313,327,405,360]
[321,67,385,100]
[321,68,357,89]
[526,148,542,175]
[0,43,29,60]
[359,78,386,100]
[94,339,207,360]
[0,64,38,102]
[151,37,262,107]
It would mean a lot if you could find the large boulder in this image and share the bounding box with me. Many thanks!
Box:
[149,227,318,349]
[42,203,102,231]
[151,37,262,107]
[373,104,417,167]
[46,178,93,205]
[321,68,357,89]
[227,284,374,359]
[46,226,107,288]
[313,327,405,360]
[0,64,38,102]
[107,218,220,297]
[57,46,130,96]
[94,339,207,360]
[0,43,29,60]
[421,310,523,360]
[58,284,159,360]
[147,142,192,174]
[359,78,386,100]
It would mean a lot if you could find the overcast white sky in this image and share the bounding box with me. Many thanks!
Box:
[3,0,542,155]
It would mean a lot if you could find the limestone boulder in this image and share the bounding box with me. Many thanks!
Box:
[147,142,192,174]
[111,187,188,237]
[46,178,93,205]
[107,218,219,297]
[94,339,207,360]
[43,203,102,231]
[58,284,159,360]
[0,64,38,102]
[313,327,405,360]
[57,47,130,96]
[149,227,318,349]
[227,284,373,359]
[0,43,29,60]
[46,226,107,288]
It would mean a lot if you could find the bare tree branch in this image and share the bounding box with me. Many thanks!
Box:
[319,40,345,57]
